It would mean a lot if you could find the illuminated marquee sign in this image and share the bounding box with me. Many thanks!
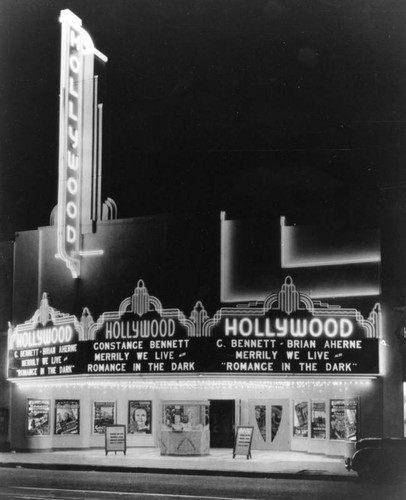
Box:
[56,10,107,278]
[222,316,354,338]
[8,293,83,377]
[7,278,381,378]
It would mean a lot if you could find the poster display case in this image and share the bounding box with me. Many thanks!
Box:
[128,401,152,434]
[55,400,80,435]
[311,401,326,439]
[293,401,309,438]
[160,401,210,456]
[27,399,50,436]
[330,399,358,441]
[93,401,116,434]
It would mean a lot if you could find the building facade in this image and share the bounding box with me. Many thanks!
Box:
[5,211,396,457]
[2,9,406,457]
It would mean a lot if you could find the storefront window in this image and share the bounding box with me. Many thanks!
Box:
[93,401,115,434]
[330,399,358,441]
[162,403,209,432]
[27,399,50,436]
[55,400,80,435]
[128,401,152,434]
[311,401,326,439]
[293,401,309,437]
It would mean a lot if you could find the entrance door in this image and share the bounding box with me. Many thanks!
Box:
[209,400,235,448]
[248,399,290,450]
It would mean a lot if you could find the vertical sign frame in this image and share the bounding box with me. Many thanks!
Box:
[57,10,85,278]
[56,10,107,278]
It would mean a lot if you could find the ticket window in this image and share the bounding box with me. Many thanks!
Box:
[160,401,210,456]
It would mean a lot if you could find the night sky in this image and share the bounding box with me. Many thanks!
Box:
[1,0,406,234]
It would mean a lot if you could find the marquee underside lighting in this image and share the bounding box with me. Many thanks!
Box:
[12,375,375,391]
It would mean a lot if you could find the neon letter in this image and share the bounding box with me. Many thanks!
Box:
[68,126,78,148]
[66,225,76,243]
[67,151,78,170]
[225,318,238,337]
[340,319,353,338]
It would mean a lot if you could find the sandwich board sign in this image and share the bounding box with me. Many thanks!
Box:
[233,426,254,459]
[105,424,126,455]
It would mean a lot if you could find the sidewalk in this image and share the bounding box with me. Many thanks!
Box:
[0,447,357,481]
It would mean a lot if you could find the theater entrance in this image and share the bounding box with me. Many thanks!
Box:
[209,400,235,448]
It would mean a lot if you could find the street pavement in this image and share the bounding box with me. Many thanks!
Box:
[0,447,357,480]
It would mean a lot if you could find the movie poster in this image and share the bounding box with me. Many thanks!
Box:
[330,399,358,440]
[93,401,115,434]
[55,400,80,434]
[128,400,152,434]
[293,401,309,437]
[311,401,326,439]
[27,399,50,436]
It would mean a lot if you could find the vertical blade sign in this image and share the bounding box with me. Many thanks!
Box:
[56,10,108,278]
[56,10,86,278]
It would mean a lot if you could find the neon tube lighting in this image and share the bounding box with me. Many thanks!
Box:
[281,220,380,269]
[282,256,381,269]
[79,250,104,256]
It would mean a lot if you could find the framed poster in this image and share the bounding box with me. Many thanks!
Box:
[330,399,358,441]
[311,401,326,439]
[93,401,116,434]
[233,426,254,459]
[55,400,80,434]
[27,399,50,436]
[128,401,152,434]
[293,401,308,438]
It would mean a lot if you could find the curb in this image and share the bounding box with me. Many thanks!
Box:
[0,461,359,482]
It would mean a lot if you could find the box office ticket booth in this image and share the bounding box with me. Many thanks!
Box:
[161,401,210,456]
[6,277,384,456]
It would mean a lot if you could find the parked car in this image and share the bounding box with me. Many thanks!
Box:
[345,437,406,481]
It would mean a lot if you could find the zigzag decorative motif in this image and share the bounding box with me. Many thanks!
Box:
[9,293,82,334]
[8,293,84,348]
[87,280,194,339]
[8,277,381,344]
[204,277,381,339]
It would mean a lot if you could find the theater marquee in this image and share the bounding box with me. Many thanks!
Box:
[7,278,380,379]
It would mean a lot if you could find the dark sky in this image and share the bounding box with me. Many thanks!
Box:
[1,0,406,234]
